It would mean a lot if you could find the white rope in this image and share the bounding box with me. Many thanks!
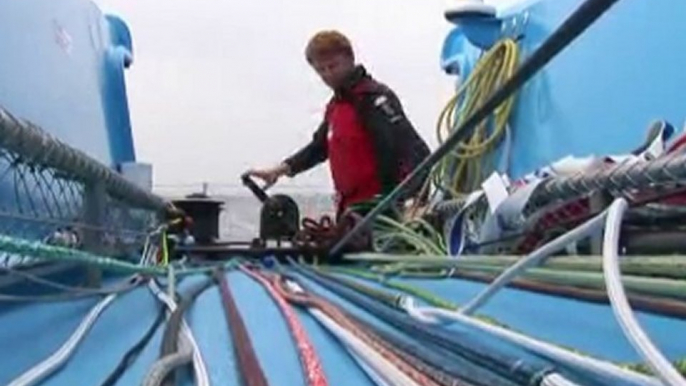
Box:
[148,281,210,386]
[348,352,393,386]
[7,294,118,386]
[141,349,193,386]
[309,309,420,386]
[403,301,660,386]
[461,208,608,315]
[541,373,582,386]
[397,197,672,386]
[603,198,686,386]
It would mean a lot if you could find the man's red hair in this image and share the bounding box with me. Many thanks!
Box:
[305,30,354,63]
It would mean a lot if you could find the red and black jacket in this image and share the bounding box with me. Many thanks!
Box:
[283,66,431,213]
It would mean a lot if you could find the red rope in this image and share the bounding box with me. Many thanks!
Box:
[515,198,590,253]
[292,213,372,253]
[667,133,686,154]
[239,266,329,386]
[269,272,444,386]
[216,271,269,386]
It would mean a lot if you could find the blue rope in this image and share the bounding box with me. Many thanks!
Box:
[289,262,555,386]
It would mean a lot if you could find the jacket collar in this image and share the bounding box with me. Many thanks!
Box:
[334,65,370,98]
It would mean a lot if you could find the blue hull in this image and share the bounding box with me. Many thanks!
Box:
[441,0,686,178]
[0,0,140,246]
[0,0,135,166]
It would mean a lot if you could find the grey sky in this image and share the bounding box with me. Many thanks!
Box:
[95,0,467,194]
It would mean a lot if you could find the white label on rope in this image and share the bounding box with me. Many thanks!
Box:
[481,172,509,214]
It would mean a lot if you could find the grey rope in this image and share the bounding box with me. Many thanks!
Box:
[141,350,193,386]
[527,151,686,214]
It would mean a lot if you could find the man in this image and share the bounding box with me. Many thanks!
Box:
[246,30,431,218]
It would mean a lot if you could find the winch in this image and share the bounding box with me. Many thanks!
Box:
[176,175,372,263]
[240,173,300,244]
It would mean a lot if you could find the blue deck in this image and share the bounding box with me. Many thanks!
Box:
[1,268,684,385]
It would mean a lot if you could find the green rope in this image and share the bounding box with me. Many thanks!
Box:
[374,215,447,255]
[324,266,506,328]
[621,358,686,377]
[450,265,686,300]
[369,263,449,278]
[314,268,402,307]
[345,253,686,280]
[324,265,686,377]
[346,259,686,300]
[0,234,233,276]
[472,256,686,280]
[329,266,456,309]
[347,196,447,256]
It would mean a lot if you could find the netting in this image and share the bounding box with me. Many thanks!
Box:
[0,107,164,267]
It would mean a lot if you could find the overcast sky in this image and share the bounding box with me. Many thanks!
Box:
[94,0,511,194]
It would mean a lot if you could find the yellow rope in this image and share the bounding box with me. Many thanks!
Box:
[161,230,169,266]
[431,38,520,198]
[376,39,520,254]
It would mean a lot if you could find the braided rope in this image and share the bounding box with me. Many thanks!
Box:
[271,272,445,386]
[216,271,269,386]
[239,266,329,386]
[293,263,549,386]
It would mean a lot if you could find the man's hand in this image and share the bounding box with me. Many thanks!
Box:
[244,163,291,189]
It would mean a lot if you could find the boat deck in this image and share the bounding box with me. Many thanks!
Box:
[2,266,684,385]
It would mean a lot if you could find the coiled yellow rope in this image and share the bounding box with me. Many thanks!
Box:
[374,39,520,255]
[433,38,520,197]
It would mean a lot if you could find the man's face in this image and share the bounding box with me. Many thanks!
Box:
[311,54,355,90]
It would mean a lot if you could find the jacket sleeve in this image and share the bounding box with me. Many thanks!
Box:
[282,120,329,176]
[356,86,413,193]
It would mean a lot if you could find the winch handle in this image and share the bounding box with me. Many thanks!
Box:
[241,173,270,203]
